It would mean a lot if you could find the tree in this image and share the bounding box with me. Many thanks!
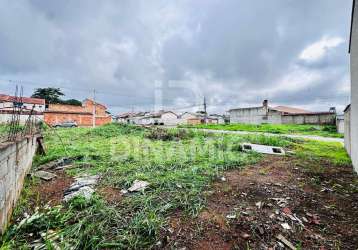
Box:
[62,99,82,106]
[31,87,64,104]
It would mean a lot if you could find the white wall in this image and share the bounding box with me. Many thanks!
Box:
[345,107,351,155]
[229,107,282,124]
[0,135,39,233]
[0,102,45,112]
[0,114,44,124]
[350,0,358,172]
[160,112,179,125]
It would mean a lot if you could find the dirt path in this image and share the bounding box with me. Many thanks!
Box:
[162,156,358,249]
[186,128,344,143]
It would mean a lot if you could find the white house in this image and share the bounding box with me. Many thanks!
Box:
[142,111,179,125]
[0,94,45,112]
[0,94,45,124]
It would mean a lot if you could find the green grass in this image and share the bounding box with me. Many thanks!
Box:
[182,123,343,138]
[0,124,9,139]
[1,123,351,249]
[294,140,351,166]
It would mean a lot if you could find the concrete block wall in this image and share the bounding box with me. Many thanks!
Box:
[0,135,39,234]
[0,114,43,125]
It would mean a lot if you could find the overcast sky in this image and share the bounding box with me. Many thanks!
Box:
[0,0,353,114]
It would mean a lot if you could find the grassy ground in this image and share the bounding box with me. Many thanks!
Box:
[181,123,343,138]
[0,125,8,139]
[0,124,352,249]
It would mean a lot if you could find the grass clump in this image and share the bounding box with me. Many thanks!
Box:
[145,127,198,141]
[294,140,351,166]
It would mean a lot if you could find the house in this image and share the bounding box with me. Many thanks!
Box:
[0,94,45,124]
[209,114,226,124]
[138,111,179,125]
[336,114,345,134]
[44,98,112,127]
[229,100,336,125]
[0,94,45,112]
[346,0,358,172]
[179,112,219,125]
[116,112,138,124]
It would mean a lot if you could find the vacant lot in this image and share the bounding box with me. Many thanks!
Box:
[183,123,343,138]
[1,124,356,249]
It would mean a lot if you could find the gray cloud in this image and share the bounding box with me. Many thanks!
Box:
[0,0,352,114]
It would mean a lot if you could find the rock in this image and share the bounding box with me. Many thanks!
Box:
[281,223,292,230]
[64,186,95,201]
[63,175,99,202]
[241,233,250,240]
[128,180,150,192]
[33,171,56,181]
[226,214,236,219]
[256,201,263,209]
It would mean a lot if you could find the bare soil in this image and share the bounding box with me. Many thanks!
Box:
[161,156,358,250]
[34,171,74,206]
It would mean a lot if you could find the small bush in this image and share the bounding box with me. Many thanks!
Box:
[145,128,196,141]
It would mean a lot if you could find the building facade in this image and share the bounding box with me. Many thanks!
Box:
[44,99,112,127]
[0,94,45,124]
[0,94,45,112]
[229,100,336,125]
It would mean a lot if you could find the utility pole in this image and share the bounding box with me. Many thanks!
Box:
[92,89,96,128]
[204,96,207,124]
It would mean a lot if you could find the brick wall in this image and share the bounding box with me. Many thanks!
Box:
[47,104,85,113]
[0,135,39,234]
[45,100,112,127]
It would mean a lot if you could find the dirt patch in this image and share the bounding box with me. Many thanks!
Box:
[163,156,358,250]
[34,171,74,206]
[97,186,123,204]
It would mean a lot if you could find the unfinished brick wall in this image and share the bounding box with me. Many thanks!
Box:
[47,104,85,113]
[44,100,112,127]
[0,135,39,234]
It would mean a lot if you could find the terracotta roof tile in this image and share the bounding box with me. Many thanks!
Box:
[0,94,45,105]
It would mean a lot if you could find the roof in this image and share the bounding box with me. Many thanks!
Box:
[228,106,264,112]
[282,111,335,116]
[344,104,351,112]
[349,0,356,53]
[44,110,92,115]
[0,94,45,105]
[117,112,137,118]
[145,110,178,118]
[83,98,107,109]
[272,106,311,114]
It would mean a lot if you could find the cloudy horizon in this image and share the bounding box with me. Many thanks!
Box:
[0,0,353,115]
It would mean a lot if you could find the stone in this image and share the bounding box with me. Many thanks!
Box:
[33,171,56,181]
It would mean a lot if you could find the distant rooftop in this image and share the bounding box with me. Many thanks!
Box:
[272,106,311,114]
[0,94,45,105]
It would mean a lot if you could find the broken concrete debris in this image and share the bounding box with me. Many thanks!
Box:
[241,143,285,155]
[33,170,57,181]
[127,180,150,192]
[63,175,99,201]
[281,222,292,230]
[276,234,296,250]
